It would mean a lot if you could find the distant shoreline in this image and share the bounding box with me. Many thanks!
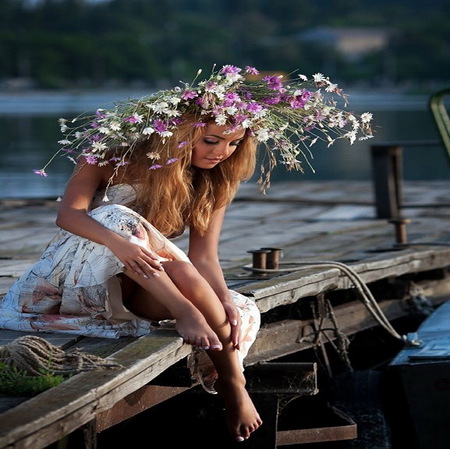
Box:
[0,89,432,115]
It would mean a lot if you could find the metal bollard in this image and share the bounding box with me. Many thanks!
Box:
[260,247,282,270]
[247,249,271,269]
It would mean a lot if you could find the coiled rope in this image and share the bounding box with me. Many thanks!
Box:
[0,335,122,376]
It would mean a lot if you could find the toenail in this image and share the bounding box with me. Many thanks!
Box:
[236,436,245,443]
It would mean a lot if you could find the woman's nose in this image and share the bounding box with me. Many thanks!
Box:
[214,142,231,155]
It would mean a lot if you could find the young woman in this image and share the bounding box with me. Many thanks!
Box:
[0,65,372,442]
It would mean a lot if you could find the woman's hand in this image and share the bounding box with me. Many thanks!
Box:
[108,234,165,279]
[222,300,242,349]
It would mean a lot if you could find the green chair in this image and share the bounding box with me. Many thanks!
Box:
[429,87,450,165]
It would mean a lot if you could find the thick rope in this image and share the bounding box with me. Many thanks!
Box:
[0,335,122,376]
[250,259,405,341]
[287,260,404,341]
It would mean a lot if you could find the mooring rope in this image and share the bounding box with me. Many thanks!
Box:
[0,335,123,376]
[250,259,405,341]
[289,260,404,341]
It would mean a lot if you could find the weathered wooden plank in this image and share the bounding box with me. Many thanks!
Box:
[0,329,80,347]
[95,384,191,432]
[0,330,191,449]
[0,260,36,279]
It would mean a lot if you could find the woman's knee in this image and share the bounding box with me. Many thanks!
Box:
[163,260,199,284]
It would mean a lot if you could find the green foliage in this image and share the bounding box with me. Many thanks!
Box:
[0,0,448,89]
[0,362,66,397]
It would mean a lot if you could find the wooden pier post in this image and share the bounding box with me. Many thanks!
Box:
[370,144,403,219]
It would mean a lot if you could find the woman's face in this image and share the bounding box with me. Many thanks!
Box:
[191,123,245,169]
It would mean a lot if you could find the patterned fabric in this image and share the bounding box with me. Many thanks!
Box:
[0,185,261,386]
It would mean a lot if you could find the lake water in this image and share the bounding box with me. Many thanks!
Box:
[0,90,448,199]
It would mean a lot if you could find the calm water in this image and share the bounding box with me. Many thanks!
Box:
[0,90,448,199]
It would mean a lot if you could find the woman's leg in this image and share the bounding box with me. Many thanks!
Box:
[122,261,262,441]
[121,269,222,350]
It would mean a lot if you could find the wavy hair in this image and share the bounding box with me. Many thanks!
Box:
[119,116,257,237]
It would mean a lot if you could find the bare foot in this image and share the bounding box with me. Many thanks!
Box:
[174,308,223,351]
[215,377,263,442]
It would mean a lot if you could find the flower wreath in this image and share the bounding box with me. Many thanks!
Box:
[35,64,373,189]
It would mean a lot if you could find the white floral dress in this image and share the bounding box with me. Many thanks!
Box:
[0,185,260,388]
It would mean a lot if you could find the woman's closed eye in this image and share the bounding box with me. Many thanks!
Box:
[203,138,219,145]
[203,138,243,147]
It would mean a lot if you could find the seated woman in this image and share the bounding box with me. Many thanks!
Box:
[0,65,372,442]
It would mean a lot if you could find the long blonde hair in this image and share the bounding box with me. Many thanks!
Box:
[119,116,257,236]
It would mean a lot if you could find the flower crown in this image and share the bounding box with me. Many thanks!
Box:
[35,64,373,188]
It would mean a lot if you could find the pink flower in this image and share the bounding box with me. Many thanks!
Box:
[153,119,167,133]
[182,90,197,100]
[247,103,264,114]
[223,92,240,106]
[220,65,241,75]
[33,169,48,177]
[263,76,284,91]
[124,114,141,123]
[245,66,259,75]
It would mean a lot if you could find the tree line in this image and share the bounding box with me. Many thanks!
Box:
[1,0,449,91]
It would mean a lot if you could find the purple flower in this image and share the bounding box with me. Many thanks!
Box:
[247,102,264,114]
[149,164,163,170]
[290,89,312,108]
[290,97,306,109]
[85,155,98,165]
[242,90,253,100]
[220,65,241,75]
[245,66,259,75]
[262,96,282,105]
[233,113,248,124]
[178,141,188,148]
[124,114,140,123]
[204,81,218,92]
[33,169,48,177]
[223,92,240,106]
[193,121,206,128]
[153,119,167,133]
[182,90,198,100]
[166,158,178,165]
[236,101,248,110]
[263,76,284,91]
[169,117,182,127]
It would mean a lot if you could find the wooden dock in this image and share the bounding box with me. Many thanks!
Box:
[1,179,449,449]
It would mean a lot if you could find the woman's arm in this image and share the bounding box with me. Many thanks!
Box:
[188,206,242,347]
[56,160,163,278]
